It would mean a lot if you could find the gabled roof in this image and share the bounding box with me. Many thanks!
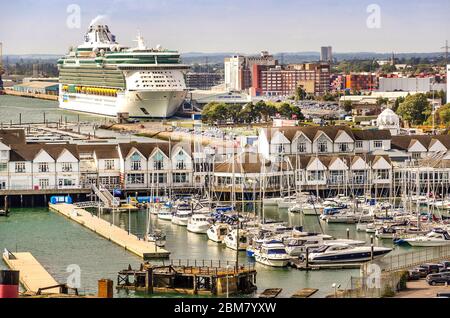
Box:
[9,143,79,161]
[214,152,274,174]
[119,142,171,159]
[78,144,120,159]
[261,125,356,143]
[352,129,391,141]
[0,129,26,146]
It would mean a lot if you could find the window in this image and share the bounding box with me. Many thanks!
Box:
[374,141,383,149]
[127,173,145,184]
[15,162,26,173]
[105,160,115,170]
[376,169,390,180]
[150,173,167,184]
[0,162,7,172]
[39,163,49,173]
[338,143,349,152]
[412,152,421,159]
[318,141,328,153]
[297,142,307,153]
[131,160,141,171]
[39,179,49,189]
[173,173,188,184]
[277,144,285,153]
[355,141,363,148]
[61,163,73,172]
[308,171,325,181]
[153,153,165,170]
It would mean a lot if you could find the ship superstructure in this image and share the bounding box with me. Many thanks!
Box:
[58,25,189,118]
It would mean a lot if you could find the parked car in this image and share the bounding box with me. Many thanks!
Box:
[440,261,450,270]
[436,292,450,298]
[407,269,421,281]
[412,267,428,278]
[419,263,441,275]
[426,272,450,286]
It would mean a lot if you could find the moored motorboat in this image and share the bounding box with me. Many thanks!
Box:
[207,223,230,243]
[308,244,392,264]
[403,229,450,247]
[254,241,292,267]
[187,214,210,234]
[224,229,249,251]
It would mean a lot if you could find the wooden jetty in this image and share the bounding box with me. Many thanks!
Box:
[259,288,282,298]
[116,260,257,296]
[49,203,170,259]
[2,250,60,294]
[291,288,319,298]
[290,259,363,270]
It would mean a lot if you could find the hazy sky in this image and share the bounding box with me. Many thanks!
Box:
[1,0,449,55]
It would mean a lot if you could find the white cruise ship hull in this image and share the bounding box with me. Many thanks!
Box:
[59,89,186,118]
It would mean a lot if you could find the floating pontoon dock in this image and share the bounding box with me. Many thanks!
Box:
[49,203,170,259]
[2,251,60,294]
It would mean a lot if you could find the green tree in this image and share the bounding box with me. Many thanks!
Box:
[343,100,353,113]
[295,86,307,101]
[436,103,450,126]
[396,93,431,125]
[227,104,243,123]
[278,103,294,119]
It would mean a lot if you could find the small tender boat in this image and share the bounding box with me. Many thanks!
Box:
[289,202,324,215]
[403,229,450,247]
[187,214,210,234]
[308,244,392,264]
[375,226,400,240]
[254,241,292,267]
[224,229,249,251]
[146,229,166,247]
[0,209,9,217]
[207,223,230,243]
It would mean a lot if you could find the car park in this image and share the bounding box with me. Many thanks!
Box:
[426,272,450,286]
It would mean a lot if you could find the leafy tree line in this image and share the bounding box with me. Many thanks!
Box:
[202,101,304,124]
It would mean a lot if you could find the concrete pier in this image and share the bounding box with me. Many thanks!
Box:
[2,252,60,294]
[49,203,170,259]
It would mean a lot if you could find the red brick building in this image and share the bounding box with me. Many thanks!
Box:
[251,63,331,97]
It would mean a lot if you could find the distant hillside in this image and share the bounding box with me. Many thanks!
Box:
[4,51,445,66]
[181,51,445,65]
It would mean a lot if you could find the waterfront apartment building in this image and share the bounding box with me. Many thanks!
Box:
[251,63,331,97]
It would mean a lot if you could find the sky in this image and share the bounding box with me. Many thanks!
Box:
[0,0,449,55]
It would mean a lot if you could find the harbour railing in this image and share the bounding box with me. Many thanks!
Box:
[372,246,450,273]
[339,247,450,298]
[155,259,256,275]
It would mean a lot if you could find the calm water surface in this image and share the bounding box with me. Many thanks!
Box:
[0,206,412,298]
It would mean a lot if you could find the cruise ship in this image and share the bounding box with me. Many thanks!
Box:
[58,24,189,118]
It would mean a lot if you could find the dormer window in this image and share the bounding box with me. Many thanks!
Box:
[318,141,328,153]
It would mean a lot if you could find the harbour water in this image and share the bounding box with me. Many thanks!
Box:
[0,206,412,298]
[0,95,110,124]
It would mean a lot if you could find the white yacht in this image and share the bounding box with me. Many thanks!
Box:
[289,202,324,215]
[308,244,392,264]
[404,229,450,247]
[254,241,292,267]
[224,229,249,251]
[171,203,192,226]
[187,214,210,234]
[157,205,173,221]
[207,223,230,243]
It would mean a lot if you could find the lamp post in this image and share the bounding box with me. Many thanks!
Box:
[332,283,341,298]
[226,265,232,298]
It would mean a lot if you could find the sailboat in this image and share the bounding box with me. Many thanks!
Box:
[145,206,166,247]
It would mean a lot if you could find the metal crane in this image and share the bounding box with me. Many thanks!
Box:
[0,42,4,91]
